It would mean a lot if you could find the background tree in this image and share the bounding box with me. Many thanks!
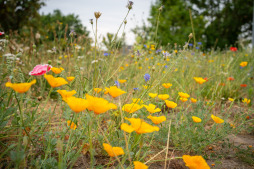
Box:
[40,9,90,41]
[102,32,126,51]
[188,0,253,48]
[145,0,206,47]
[143,0,252,49]
[0,0,44,32]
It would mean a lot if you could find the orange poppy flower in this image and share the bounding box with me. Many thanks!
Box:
[193,77,206,84]
[63,96,88,113]
[57,90,76,99]
[147,115,166,124]
[144,104,161,113]
[158,94,169,100]
[103,143,124,157]
[191,98,197,103]
[182,155,210,169]
[192,116,202,123]
[86,94,117,114]
[162,83,172,88]
[105,86,126,98]
[5,79,36,93]
[165,100,177,108]
[67,76,75,81]
[148,93,158,98]
[51,67,64,74]
[44,74,68,88]
[121,117,159,134]
[122,103,143,113]
[211,114,224,123]
[67,120,77,130]
[178,92,190,99]
[93,88,102,93]
[133,161,148,169]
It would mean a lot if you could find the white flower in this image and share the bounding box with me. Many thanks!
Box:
[91,60,98,64]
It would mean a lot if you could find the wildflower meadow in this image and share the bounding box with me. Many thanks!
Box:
[0,1,254,169]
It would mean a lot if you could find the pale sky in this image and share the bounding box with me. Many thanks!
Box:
[40,0,156,45]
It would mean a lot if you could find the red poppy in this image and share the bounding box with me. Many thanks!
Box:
[230,47,237,52]
[240,84,247,87]
[219,83,225,86]
[227,77,235,81]
[204,77,209,81]
[246,116,250,120]
[0,32,4,36]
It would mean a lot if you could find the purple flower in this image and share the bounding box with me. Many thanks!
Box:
[156,49,161,53]
[104,53,109,56]
[197,42,202,45]
[144,73,151,82]
[115,81,120,87]
[196,46,199,49]
[189,43,193,46]
[165,65,168,68]
[133,87,139,91]
[126,1,134,9]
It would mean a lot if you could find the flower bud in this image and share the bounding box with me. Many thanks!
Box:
[48,60,52,64]
[94,12,102,19]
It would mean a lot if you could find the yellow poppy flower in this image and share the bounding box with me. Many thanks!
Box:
[182,155,210,169]
[147,115,166,124]
[158,94,169,100]
[191,98,197,103]
[165,100,177,108]
[144,104,161,113]
[192,116,202,123]
[93,88,102,93]
[149,93,158,98]
[103,143,124,157]
[133,161,148,169]
[193,77,206,84]
[240,62,248,67]
[44,74,68,88]
[132,98,144,104]
[63,96,88,113]
[180,97,188,102]
[121,117,159,134]
[51,67,64,74]
[5,79,36,93]
[162,83,172,88]
[228,98,234,102]
[67,76,75,81]
[85,94,117,114]
[105,86,126,98]
[118,79,127,83]
[57,90,76,99]
[211,114,224,123]
[143,85,148,89]
[122,103,143,113]
[178,92,190,99]
[67,120,77,130]
[242,98,250,104]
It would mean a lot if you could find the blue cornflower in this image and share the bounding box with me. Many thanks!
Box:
[191,52,195,55]
[115,81,120,87]
[156,49,162,53]
[197,42,202,45]
[165,65,168,68]
[133,87,139,91]
[189,43,193,46]
[144,45,147,48]
[196,46,199,49]
[144,73,151,82]
[104,53,109,56]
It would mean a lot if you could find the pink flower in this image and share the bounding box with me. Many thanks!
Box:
[29,64,52,76]
[0,32,4,36]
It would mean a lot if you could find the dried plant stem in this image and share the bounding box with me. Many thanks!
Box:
[164,119,172,169]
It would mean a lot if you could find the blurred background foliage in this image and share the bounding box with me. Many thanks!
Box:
[0,0,253,49]
[134,0,253,49]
